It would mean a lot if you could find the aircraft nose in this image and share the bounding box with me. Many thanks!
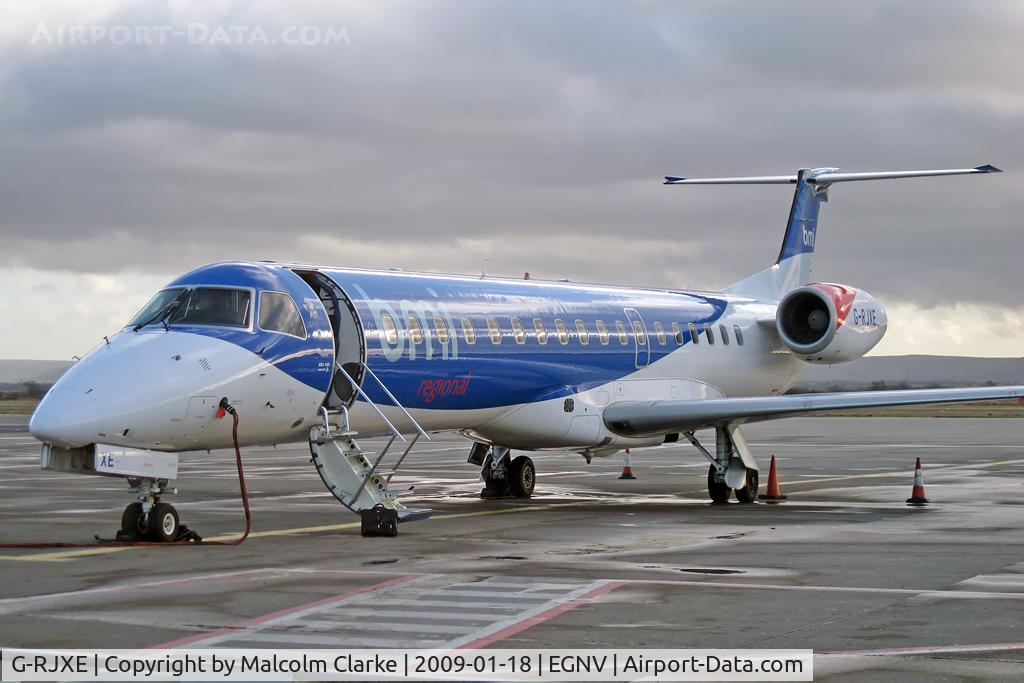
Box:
[29,368,104,448]
[28,332,194,449]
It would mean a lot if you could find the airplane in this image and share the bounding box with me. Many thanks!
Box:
[27,163,1024,539]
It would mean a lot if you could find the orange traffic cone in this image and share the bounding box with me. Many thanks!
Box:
[906,457,929,506]
[618,448,636,480]
[759,454,787,502]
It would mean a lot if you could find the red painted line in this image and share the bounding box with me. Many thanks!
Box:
[150,574,418,650]
[459,581,624,649]
[820,642,1024,656]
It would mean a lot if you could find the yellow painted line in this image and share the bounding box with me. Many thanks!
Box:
[780,457,1024,488]
[0,503,579,563]
[5,457,1021,562]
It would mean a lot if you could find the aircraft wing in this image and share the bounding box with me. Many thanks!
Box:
[603,386,1024,437]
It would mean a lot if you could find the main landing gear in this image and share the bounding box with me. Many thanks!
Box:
[686,427,759,504]
[477,446,535,499]
[117,477,198,542]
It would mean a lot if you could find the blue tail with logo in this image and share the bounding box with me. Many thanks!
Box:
[663,163,1001,300]
[773,168,824,282]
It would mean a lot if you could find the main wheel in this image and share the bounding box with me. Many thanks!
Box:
[735,468,759,504]
[509,456,536,498]
[121,502,147,539]
[148,503,180,542]
[707,465,731,504]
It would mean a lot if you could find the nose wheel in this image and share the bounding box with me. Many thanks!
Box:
[115,477,197,543]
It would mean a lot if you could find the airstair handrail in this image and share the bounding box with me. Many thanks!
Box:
[359,363,431,440]
[335,363,406,443]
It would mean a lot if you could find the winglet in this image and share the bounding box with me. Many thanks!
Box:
[664,176,685,184]
[974,164,1002,173]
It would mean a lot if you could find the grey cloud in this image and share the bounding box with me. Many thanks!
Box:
[0,0,1021,307]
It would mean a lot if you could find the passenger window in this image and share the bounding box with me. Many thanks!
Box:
[433,316,450,344]
[733,324,744,346]
[533,318,548,345]
[512,317,526,344]
[632,321,647,345]
[595,320,609,345]
[486,317,501,345]
[555,319,569,345]
[170,287,251,328]
[720,324,730,346]
[575,320,590,345]
[672,322,683,345]
[378,313,398,345]
[688,322,699,345]
[461,317,476,344]
[615,321,628,344]
[259,291,306,338]
[407,316,423,344]
[654,322,666,345]
[704,324,715,345]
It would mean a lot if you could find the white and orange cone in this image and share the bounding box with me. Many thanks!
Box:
[759,454,787,502]
[906,457,929,506]
[619,448,636,480]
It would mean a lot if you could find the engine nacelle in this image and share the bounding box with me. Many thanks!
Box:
[776,283,887,364]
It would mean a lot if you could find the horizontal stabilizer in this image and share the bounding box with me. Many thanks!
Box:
[664,164,1001,186]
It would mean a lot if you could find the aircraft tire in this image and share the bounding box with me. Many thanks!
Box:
[509,456,536,498]
[148,503,180,542]
[121,502,147,539]
[735,468,759,504]
[707,466,731,504]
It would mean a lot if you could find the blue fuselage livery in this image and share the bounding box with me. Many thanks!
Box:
[334,268,729,410]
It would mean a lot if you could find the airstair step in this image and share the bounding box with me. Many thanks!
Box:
[398,508,433,523]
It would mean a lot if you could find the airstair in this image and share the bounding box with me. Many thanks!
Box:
[308,363,433,531]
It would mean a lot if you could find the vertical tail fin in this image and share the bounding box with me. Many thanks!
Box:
[663,164,1001,300]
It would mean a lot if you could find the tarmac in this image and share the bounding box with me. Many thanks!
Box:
[1,414,1023,680]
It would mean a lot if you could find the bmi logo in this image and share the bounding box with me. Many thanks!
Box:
[801,224,816,248]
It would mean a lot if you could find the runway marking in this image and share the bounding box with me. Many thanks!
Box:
[152,574,422,649]
[152,575,618,650]
[820,642,1024,656]
[455,580,624,649]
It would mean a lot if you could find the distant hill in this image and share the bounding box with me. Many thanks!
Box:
[794,355,1024,391]
[0,359,74,385]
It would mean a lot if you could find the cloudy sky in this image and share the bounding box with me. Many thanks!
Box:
[0,0,1022,359]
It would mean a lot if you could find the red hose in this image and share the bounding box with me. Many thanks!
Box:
[0,410,251,549]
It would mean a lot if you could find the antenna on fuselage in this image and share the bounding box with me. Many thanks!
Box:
[480,258,494,279]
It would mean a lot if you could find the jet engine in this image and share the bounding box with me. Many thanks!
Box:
[776,283,886,363]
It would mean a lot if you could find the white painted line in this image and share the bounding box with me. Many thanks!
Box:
[350,597,521,611]
[298,618,469,635]
[431,589,558,600]
[232,631,444,648]
[821,642,1024,656]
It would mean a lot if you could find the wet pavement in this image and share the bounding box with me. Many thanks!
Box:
[1,415,1023,680]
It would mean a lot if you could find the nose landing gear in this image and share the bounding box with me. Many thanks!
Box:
[116,477,198,543]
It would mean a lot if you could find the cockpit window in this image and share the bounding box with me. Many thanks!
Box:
[127,287,188,328]
[258,291,306,338]
[169,287,251,329]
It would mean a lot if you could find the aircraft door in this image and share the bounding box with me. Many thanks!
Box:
[624,308,650,368]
